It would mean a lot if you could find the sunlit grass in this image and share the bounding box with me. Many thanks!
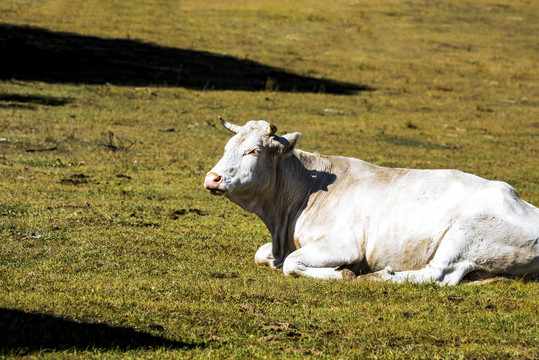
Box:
[1,0,538,358]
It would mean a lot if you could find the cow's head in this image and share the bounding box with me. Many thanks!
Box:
[204,117,301,200]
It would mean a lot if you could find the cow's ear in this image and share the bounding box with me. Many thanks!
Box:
[273,132,301,155]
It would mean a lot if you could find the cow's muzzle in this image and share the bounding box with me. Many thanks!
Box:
[204,172,225,195]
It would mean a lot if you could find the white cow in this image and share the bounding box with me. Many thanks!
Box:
[204,118,539,285]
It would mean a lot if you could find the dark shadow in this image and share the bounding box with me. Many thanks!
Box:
[0,308,202,354]
[0,24,373,94]
[0,94,73,109]
[462,272,539,284]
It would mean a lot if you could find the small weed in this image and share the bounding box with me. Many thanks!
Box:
[99,131,135,152]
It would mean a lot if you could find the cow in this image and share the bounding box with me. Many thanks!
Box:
[204,117,539,285]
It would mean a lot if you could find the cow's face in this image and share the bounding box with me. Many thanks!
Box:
[205,119,301,200]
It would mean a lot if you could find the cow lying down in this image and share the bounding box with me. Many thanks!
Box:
[204,118,539,285]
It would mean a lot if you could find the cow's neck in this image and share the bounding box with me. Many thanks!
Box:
[255,150,335,268]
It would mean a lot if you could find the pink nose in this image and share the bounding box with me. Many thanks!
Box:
[204,172,223,190]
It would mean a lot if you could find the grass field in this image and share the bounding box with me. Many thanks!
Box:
[1,0,538,358]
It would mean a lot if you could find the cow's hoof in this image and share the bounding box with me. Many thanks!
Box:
[341,269,357,281]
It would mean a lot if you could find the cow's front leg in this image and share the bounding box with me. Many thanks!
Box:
[282,244,354,280]
[254,242,277,269]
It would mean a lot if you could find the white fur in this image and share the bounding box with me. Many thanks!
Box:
[206,120,539,285]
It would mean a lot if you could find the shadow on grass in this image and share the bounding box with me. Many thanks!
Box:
[0,24,373,95]
[0,94,73,109]
[0,308,202,354]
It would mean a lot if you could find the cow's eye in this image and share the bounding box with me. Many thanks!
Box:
[245,149,260,156]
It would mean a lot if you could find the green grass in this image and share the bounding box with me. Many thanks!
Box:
[1,0,538,358]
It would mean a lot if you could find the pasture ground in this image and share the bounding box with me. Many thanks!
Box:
[1,0,538,358]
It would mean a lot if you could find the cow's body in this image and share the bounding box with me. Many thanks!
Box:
[205,119,539,285]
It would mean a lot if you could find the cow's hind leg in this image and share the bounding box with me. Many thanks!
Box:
[360,225,479,285]
[283,244,358,280]
[360,261,476,285]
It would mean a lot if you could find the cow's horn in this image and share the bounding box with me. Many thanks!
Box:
[267,123,277,135]
[219,116,241,134]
